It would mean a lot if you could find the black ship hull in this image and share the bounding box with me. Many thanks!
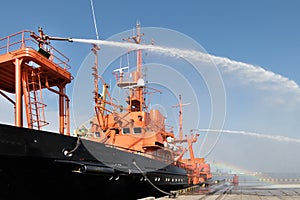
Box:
[0,124,189,200]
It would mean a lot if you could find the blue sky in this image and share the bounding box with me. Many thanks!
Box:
[1,0,300,173]
[2,0,300,80]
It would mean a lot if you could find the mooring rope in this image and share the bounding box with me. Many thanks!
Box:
[132,160,173,196]
[63,137,81,157]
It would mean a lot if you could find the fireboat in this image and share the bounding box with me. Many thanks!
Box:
[0,24,211,200]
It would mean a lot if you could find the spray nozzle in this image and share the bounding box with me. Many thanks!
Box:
[48,36,73,43]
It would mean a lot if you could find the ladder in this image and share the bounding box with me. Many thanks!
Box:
[23,70,48,129]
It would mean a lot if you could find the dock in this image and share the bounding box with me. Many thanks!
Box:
[139,180,300,200]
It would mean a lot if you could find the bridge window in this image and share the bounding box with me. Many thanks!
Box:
[133,127,142,134]
[94,132,100,137]
[122,128,130,134]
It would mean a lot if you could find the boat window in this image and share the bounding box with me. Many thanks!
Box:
[94,132,100,137]
[122,128,130,134]
[133,127,142,134]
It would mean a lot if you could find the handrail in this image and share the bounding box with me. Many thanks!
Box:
[0,30,71,70]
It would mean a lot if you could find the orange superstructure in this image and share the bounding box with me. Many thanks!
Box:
[0,28,72,134]
[75,22,212,185]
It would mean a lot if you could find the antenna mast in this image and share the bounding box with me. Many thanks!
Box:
[173,95,190,141]
[89,0,101,102]
[122,21,145,112]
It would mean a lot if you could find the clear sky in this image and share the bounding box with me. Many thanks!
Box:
[1,0,300,173]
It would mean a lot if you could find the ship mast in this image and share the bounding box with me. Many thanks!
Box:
[124,21,145,112]
[92,41,110,130]
[173,95,190,142]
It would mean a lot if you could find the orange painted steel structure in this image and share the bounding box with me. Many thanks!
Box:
[75,22,212,185]
[0,27,211,199]
[0,28,72,135]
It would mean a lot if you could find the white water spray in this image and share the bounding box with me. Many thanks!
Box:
[71,38,300,96]
[197,129,300,144]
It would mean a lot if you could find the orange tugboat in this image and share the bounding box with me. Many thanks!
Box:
[0,24,211,200]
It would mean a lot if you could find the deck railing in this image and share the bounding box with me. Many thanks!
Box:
[0,30,71,70]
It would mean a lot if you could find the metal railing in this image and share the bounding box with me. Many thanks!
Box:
[0,30,71,70]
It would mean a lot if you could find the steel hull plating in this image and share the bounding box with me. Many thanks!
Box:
[0,124,188,200]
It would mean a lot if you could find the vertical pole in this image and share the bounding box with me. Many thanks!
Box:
[21,31,25,49]
[137,49,143,111]
[59,86,65,134]
[136,49,142,76]
[15,58,23,127]
[179,95,183,141]
[66,98,70,136]
[92,44,99,104]
[21,71,32,128]
[135,22,143,111]
[136,22,142,75]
